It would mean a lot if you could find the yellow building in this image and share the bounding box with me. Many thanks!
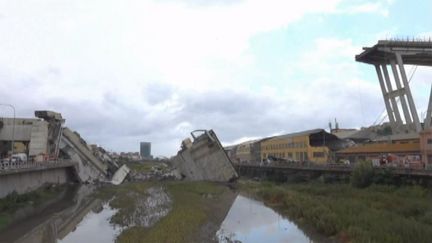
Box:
[260,129,339,164]
[337,133,422,167]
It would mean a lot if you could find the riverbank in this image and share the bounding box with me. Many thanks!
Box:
[240,180,432,243]
[96,181,236,243]
[0,184,70,231]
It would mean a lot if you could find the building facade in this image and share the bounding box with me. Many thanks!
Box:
[260,129,340,164]
[140,142,151,159]
[337,135,422,168]
[420,128,432,169]
[235,140,257,163]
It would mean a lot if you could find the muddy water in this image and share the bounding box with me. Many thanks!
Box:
[217,195,328,243]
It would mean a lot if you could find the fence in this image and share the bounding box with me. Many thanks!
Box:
[0,159,73,171]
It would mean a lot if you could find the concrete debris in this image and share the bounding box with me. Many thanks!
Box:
[111,164,131,185]
[0,110,130,185]
[60,127,130,183]
[60,127,109,182]
[34,110,64,160]
[0,110,64,161]
[171,130,238,182]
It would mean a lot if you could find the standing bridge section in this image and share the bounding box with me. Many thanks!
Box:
[355,40,432,134]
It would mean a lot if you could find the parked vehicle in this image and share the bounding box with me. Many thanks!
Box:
[11,153,27,163]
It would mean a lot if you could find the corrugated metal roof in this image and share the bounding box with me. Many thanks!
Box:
[271,129,325,140]
[373,133,419,142]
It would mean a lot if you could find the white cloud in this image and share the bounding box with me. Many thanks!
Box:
[337,0,393,16]
[0,0,399,155]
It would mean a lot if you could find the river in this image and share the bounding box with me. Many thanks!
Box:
[0,184,329,243]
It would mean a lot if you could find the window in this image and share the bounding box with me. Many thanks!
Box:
[313,152,325,158]
[428,139,432,145]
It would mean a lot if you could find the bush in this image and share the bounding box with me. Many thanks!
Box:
[351,160,374,188]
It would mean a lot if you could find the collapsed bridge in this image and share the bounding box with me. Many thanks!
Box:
[0,110,129,198]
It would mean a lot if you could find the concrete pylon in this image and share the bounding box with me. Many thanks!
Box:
[356,40,432,134]
[375,65,397,132]
[395,53,422,132]
[425,85,432,129]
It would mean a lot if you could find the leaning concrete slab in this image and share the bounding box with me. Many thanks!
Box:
[171,130,238,182]
[111,164,130,185]
[59,128,108,182]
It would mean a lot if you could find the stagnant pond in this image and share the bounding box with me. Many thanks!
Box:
[0,185,327,243]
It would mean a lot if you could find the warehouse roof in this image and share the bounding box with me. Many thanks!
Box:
[273,129,325,139]
[337,142,420,154]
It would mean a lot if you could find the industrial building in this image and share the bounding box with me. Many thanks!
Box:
[336,134,421,168]
[260,129,341,163]
[234,139,265,164]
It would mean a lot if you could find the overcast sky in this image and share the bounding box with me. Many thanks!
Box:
[0,0,431,156]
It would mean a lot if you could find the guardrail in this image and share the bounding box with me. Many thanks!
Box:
[0,159,74,171]
[235,163,432,177]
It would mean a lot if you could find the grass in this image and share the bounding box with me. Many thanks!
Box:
[0,184,66,230]
[99,181,228,243]
[127,163,154,173]
[240,180,432,243]
[95,182,153,226]
[126,161,169,174]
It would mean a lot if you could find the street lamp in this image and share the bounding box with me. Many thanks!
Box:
[0,104,16,160]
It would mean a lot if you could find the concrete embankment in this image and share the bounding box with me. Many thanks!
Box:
[0,162,77,198]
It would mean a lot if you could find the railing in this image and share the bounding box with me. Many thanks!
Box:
[236,161,354,169]
[0,159,74,171]
[236,162,432,177]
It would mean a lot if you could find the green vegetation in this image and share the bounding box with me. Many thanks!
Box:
[0,185,66,230]
[351,160,374,188]
[127,162,154,173]
[96,181,229,243]
[126,161,169,173]
[240,180,432,243]
[96,182,153,226]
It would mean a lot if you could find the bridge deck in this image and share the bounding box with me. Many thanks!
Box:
[0,160,77,176]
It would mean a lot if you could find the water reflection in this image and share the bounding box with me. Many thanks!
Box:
[217,195,312,243]
[59,203,121,243]
[1,185,173,243]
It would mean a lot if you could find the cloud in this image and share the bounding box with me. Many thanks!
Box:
[0,0,401,156]
[339,2,390,16]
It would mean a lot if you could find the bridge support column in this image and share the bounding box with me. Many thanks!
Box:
[396,53,422,132]
[375,65,398,133]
